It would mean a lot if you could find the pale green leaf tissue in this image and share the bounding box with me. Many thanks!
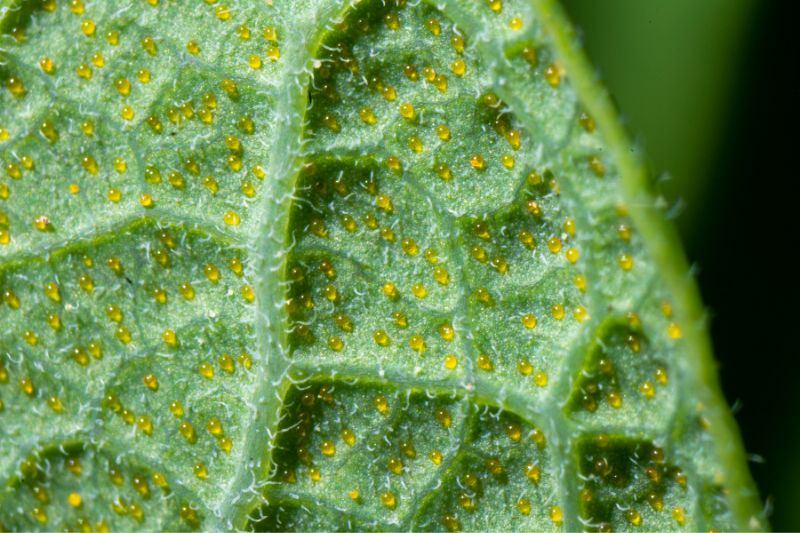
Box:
[0,0,764,531]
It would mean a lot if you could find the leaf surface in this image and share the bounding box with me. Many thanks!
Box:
[0,0,763,531]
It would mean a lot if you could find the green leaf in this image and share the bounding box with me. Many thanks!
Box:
[0,0,763,531]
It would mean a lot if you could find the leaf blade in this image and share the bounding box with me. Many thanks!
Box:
[0,0,763,531]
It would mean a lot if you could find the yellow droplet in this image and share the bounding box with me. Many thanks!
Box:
[80,18,96,36]
[170,400,184,418]
[384,12,400,30]
[374,395,390,416]
[524,463,541,483]
[451,34,465,53]
[39,57,55,74]
[574,305,589,322]
[469,154,486,170]
[589,156,605,177]
[43,282,61,303]
[216,353,235,374]
[328,336,344,352]
[399,102,415,120]
[75,63,92,79]
[3,289,20,309]
[619,254,634,271]
[550,505,563,526]
[142,36,157,55]
[91,51,105,68]
[47,395,64,412]
[566,248,580,264]
[137,415,153,435]
[387,457,403,476]
[241,285,255,303]
[199,362,214,379]
[180,421,197,443]
[104,304,124,324]
[409,335,426,353]
[206,417,223,437]
[116,326,132,344]
[67,492,82,508]
[203,264,221,283]
[517,358,533,375]
[358,107,377,125]
[341,428,356,446]
[373,329,390,347]
[626,509,642,526]
[522,314,537,330]
[81,155,98,175]
[224,211,241,226]
[672,507,686,526]
[47,313,62,331]
[193,463,208,480]
[545,64,561,87]
[608,391,622,409]
[426,18,441,35]
[6,77,26,97]
[380,491,397,509]
[386,155,402,173]
[137,68,151,83]
[475,287,494,306]
[139,194,154,208]
[320,440,336,457]
[411,283,428,299]
[266,45,281,61]
[143,374,159,391]
[263,26,278,43]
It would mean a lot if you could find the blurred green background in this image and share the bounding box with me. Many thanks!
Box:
[562,1,794,529]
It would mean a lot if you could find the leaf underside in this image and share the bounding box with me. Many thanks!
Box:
[0,0,763,531]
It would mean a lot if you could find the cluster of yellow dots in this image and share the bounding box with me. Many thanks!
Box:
[2,0,706,529]
[6,449,201,529]
[311,10,551,190]
[104,360,244,464]
[273,387,458,496]
[286,242,463,368]
[433,416,560,530]
[0,230,253,367]
[1,227,256,502]
[571,315,674,414]
[0,0,284,242]
[286,0,601,396]
[577,437,692,530]
[269,384,565,529]
[479,0,565,88]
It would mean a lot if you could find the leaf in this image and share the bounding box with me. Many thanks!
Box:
[0,0,763,531]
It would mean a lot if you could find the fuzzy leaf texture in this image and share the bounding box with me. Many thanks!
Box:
[0,0,764,531]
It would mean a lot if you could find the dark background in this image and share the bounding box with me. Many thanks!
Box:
[563,1,795,529]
